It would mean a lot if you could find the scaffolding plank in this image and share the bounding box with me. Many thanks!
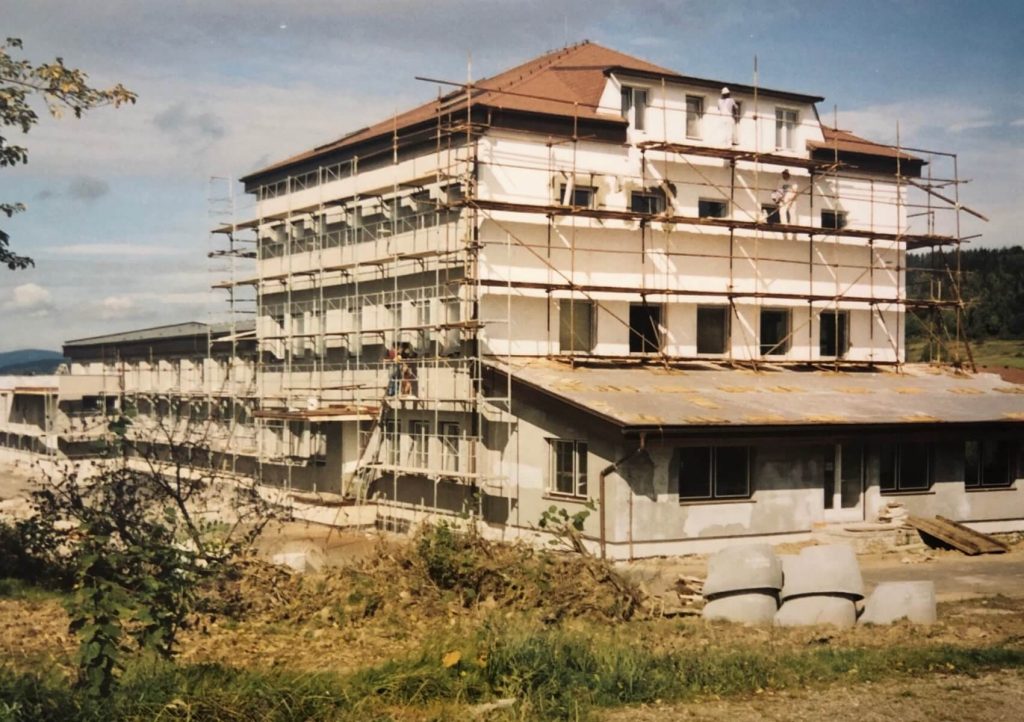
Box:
[906,515,1008,555]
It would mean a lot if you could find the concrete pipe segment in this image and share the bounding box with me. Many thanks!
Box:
[779,544,864,601]
[702,543,783,597]
[774,595,858,628]
[859,581,937,625]
[702,592,779,625]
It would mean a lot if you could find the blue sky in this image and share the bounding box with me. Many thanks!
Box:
[1,0,1021,351]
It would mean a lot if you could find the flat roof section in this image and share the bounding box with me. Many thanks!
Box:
[490,358,1024,432]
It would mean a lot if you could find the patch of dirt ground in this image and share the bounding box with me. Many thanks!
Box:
[602,669,1024,721]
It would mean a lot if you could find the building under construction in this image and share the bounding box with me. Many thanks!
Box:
[6,42,1022,557]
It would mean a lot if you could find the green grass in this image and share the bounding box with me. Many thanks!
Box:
[0,578,65,602]
[906,337,1024,368]
[4,621,1024,721]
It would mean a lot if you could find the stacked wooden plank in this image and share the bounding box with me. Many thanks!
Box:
[906,515,1009,555]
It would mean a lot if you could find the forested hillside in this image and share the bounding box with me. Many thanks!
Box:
[907,246,1024,341]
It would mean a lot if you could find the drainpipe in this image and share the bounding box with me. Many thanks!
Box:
[598,432,647,560]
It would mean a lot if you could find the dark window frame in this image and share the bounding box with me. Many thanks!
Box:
[879,443,934,494]
[630,188,667,214]
[549,438,589,498]
[696,305,730,355]
[629,303,663,353]
[965,440,1018,489]
[558,183,597,208]
[559,299,596,353]
[698,198,729,219]
[821,209,848,229]
[819,310,850,358]
[760,307,791,356]
[678,446,753,502]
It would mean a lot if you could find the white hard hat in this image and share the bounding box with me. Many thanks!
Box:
[721,86,731,95]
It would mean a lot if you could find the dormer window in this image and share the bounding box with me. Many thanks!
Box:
[621,86,648,131]
[686,95,704,139]
[775,108,798,150]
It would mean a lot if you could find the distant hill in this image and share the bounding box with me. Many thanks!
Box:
[0,349,66,376]
[907,246,1024,341]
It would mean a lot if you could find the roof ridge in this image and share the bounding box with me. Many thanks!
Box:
[479,40,591,95]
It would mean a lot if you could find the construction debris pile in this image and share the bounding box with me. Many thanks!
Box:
[701,543,937,627]
[201,523,645,629]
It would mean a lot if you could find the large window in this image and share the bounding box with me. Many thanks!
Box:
[965,440,1018,489]
[550,439,588,498]
[559,299,595,353]
[819,310,849,358]
[775,108,798,150]
[630,188,666,214]
[879,443,932,493]
[621,86,648,131]
[678,446,752,501]
[697,306,729,355]
[685,95,704,139]
[760,308,790,356]
[629,303,662,353]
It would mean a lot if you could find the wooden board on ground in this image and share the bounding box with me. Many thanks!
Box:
[906,515,1009,555]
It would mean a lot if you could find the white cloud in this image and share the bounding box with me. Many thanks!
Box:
[1010,118,1024,127]
[100,295,137,320]
[46,243,186,257]
[4,283,54,317]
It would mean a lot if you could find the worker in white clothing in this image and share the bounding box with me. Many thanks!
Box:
[717,87,740,145]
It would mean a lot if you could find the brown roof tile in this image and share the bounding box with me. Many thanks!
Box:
[241,42,679,182]
[809,127,920,162]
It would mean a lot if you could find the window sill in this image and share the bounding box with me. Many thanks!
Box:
[679,497,755,506]
[965,485,1018,493]
[543,493,590,504]
[880,489,935,497]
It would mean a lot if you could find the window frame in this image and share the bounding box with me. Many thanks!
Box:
[439,421,460,473]
[559,298,596,353]
[621,86,649,131]
[685,94,704,139]
[698,198,729,219]
[965,439,1018,490]
[775,107,799,151]
[821,209,848,229]
[629,188,667,214]
[819,310,850,358]
[558,183,597,208]
[407,419,430,469]
[678,446,753,502]
[759,307,791,356]
[628,302,663,354]
[879,442,934,494]
[696,305,730,355]
[549,438,589,499]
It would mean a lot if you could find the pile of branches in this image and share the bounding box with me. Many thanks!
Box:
[200,522,645,629]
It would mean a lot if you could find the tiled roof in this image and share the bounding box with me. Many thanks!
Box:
[242,41,677,182]
[809,127,921,162]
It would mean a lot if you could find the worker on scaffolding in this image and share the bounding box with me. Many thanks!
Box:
[386,345,401,397]
[717,87,740,145]
[399,342,418,397]
[771,169,798,224]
